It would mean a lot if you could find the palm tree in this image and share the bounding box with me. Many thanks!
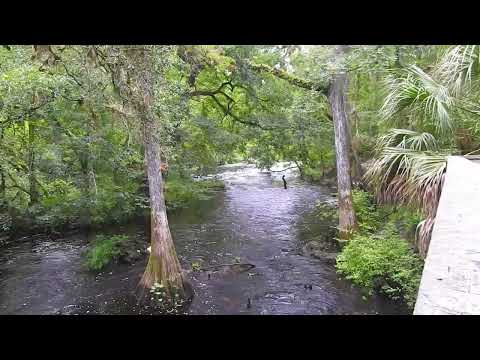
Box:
[365,129,448,257]
[366,45,480,257]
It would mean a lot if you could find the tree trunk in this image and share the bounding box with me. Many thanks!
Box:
[0,165,4,199]
[0,128,5,199]
[79,161,92,230]
[88,107,98,202]
[328,48,358,240]
[294,160,305,179]
[78,107,97,230]
[26,121,38,206]
[142,161,151,231]
[139,112,187,297]
[345,103,364,184]
[130,47,188,299]
[298,123,309,180]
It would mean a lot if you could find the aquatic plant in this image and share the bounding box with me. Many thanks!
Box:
[85,234,129,271]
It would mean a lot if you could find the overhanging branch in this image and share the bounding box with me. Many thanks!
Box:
[245,60,329,94]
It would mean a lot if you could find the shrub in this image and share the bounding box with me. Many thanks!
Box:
[352,189,383,233]
[335,189,424,308]
[336,225,423,308]
[84,234,129,271]
[388,207,422,241]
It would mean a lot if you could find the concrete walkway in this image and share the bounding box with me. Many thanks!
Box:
[414,156,480,314]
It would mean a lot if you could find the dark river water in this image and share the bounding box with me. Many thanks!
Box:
[0,163,409,315]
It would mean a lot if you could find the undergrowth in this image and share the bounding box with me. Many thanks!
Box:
[84,234,129,271]
[335,189,424,309]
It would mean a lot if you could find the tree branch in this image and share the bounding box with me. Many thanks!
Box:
[244,60,329,94]
[177,45,329,94]
[269,165,298,172]
[208,94,275,130]
[60,61,84,87]
[179,46,331,129]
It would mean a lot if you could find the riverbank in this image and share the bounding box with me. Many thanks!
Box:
[0,164,408,315]
[334,189,424,309]
[0,176,225,248]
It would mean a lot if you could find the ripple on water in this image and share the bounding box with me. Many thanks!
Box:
[0,163,409,315]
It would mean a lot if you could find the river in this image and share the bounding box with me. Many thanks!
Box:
[0,163,409,315]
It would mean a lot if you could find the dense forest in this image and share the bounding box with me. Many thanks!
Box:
[1,45,479,314]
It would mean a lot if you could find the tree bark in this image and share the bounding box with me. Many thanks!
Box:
[245,60,329,93]
[0,128,5,198]
[297,122,309,179]
[0,164,4,198]
[139,110,187,297]
[129,47,188,299]
[328,47,358,239]
[345,103,364,184]
[26,121,38,206]
[77,106,97,230]
[142,160,151,232]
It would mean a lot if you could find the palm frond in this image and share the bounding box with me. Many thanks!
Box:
[377,128,438,152]
[380,65,454,134]
[364,137,449,257]
[415,218,435,258]
[365,146,447,212]
[435,45,480,96]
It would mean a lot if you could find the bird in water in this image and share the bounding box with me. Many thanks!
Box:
[247,297,252,308]
[282,175,287,189]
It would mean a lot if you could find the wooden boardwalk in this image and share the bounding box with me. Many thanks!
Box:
[414,156,480,314]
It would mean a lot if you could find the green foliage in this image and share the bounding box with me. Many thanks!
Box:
[90,174,146,225]
[165,174,225,211]
[388,206,422,239]
[0,46,471,312]
[1,45,425,236]
[84,234,129,271]
[37,179,82,227]
[336,226,423,308]
[338,190,423,308]
[352,189,382,233]
[381,65,454,134]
